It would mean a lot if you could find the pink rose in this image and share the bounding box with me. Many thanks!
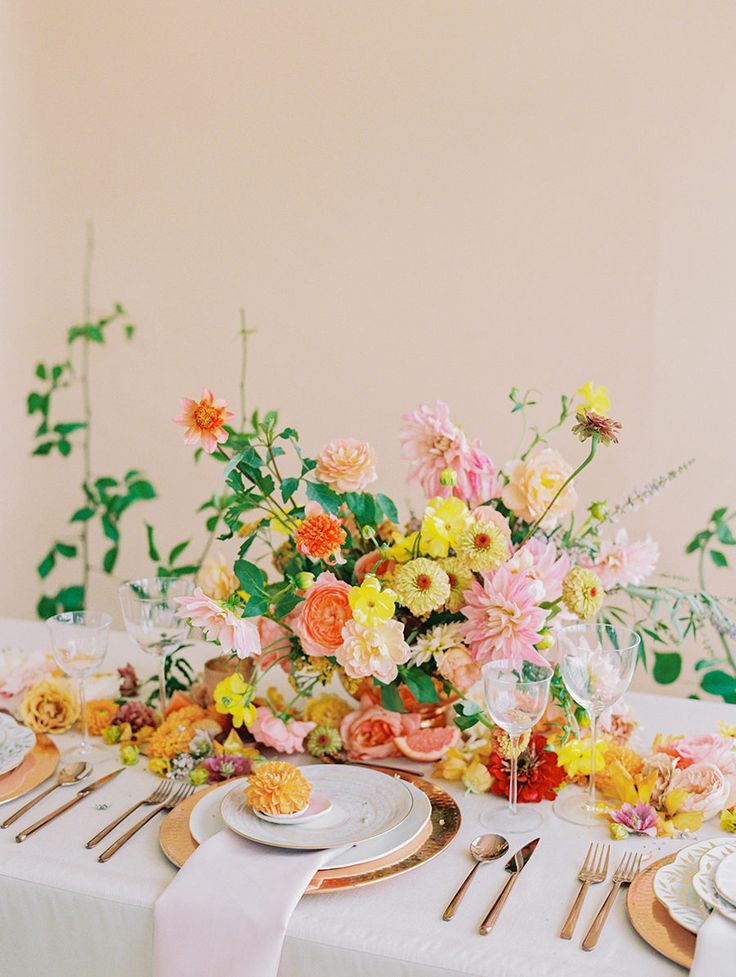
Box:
[257,618,292,669]
[340,695,421,760]
[437,646,481,692]
[672,734,736,775]
[249,707,315,754]
[668,762,731,820]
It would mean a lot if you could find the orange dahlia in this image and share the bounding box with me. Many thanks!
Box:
[85,699,120,736]
[245,760,312,815]
[294,502,346,564]
[175,388,235,454]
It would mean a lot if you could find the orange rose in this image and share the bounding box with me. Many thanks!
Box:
[295,571,352,657]
[340,695,421,760]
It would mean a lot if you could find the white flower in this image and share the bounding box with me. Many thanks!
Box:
[409,622,466,666]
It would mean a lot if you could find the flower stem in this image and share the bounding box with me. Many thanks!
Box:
[80,221,94,603]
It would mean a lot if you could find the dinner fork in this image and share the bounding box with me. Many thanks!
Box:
[559,843,610,939]
[581,851,643,950]
[85,781,174,849]
[97,783,194,863]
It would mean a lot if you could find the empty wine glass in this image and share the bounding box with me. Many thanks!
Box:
[47,611,111,762]
[554,623,640,826]
[118,577,194,717]
[481,660,553,832]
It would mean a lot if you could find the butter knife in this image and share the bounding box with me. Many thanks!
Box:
[479,837,539,935]
[15,768,125,843]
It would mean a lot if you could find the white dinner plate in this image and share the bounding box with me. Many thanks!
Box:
[220,765,414,850]
[693,843,736,924]
[254,792,332,824]
[715,851,736,907]
[0,714,36,777]
[190,774,430,867]
[653,838,723,933]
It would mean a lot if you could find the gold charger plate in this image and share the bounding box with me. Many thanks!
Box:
[160,769,461,892]
[0,733,59,805]
[627,852,696,969]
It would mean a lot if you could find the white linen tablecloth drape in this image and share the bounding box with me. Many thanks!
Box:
[1,617,735,977]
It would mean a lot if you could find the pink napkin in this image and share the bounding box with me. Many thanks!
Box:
[154,829,342,977]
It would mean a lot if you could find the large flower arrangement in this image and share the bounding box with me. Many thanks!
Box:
[172,383,736,750]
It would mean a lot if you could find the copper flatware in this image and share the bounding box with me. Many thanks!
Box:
[443,834,509,921]
[98,782,194,862]
[582,851,642,950]
[479,837,539,935]
[560,843,610,939]
[15,767,125,842]
[1,761,90,829]
[85,780,174,848]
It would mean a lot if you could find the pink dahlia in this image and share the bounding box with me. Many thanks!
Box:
[589,529,659,588]
[461,566,548,668]
[399,401,496,503]
[506,538,571,603]
[174,389,235,454]
[175,588,262,659]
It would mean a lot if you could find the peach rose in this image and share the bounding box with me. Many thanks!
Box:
[20,678,79,734]
[437,646,481,692]
[316,438,378,493]
[340,695,421,759]
[295,571,352,657]
[667,762,731,820]
[502,446,578,528]
[249,707,315,754]
[353,550,395,583]
[196,551,239,600]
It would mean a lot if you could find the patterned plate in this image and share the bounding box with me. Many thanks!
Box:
[693,842,736,924]
[652,838,722,933]
[0,714,36,777]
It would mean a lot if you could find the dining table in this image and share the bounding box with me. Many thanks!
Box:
[1,615,735,977]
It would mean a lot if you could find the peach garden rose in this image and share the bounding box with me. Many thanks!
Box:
[20,677,79,734]
[316,438,378,493]
[340,696,421,760]
[502,445,578,529]
[295,571,353,657]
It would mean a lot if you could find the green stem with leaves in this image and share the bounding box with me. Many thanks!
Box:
[79,221,94,600]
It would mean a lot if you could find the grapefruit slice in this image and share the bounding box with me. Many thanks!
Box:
[393,725,460,761]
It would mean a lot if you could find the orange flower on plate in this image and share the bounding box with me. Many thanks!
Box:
[245,760,312,815]
[174,388,235,454]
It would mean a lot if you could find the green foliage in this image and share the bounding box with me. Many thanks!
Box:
[652,651,682,684]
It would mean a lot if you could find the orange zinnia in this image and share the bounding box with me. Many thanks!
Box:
[175,388,235,454]
[294,502,346,564]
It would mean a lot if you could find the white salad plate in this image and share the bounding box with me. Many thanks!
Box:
[220,765,414,850]
[715,851,736,906]
[0,714,36,777]
[254,792,333,824]
[653,838,723,933]
[693,842,736,924]
[190,771,430,867]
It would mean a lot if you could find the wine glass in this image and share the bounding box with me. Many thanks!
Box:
[47,611,111,762]
[554,623,640,826]
[118,577,194,717]
[481,660,553,832]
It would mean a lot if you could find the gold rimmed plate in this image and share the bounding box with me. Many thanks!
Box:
[0,733,59,805]
[627,852,696,968]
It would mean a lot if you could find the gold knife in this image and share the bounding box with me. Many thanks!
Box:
[15,768,125,843]
[479,837,540,935]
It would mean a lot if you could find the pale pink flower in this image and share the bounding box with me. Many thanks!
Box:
[671,734,736,776]
[316,438,378,493]
[399,401,496,503]
[437,646,482,692]
[176,587,261,659]
[502,446,577,528]
[337,619,411,684]
[610,801,658,837]
[668,762,731,820]
[257,617,292,669]
[340,696,421,760]
[249,707,315,754]
[0,648,54,703]
[588,529,660,588]
[506,538,571,603]
[196,551,239,600]
[461,566,548,668]
[174,389,235,454]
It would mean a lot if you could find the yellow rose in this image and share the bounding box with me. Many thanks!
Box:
[502,446,578,528]
[20,678,80,734]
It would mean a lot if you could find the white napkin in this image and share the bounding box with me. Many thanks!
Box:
[154,829,343,977]
[690,909,736,976]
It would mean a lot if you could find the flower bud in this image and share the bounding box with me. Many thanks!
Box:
[535,631,555,652]
[440,467,457,487]
[189,767,208,786]
[119,744,140,766]
[589,500,608,521]
[294,572,315,591]
[361,524,376,541]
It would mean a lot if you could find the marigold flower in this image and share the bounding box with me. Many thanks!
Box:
[302,693,352,729]
[561,567,604,619]
[174,388,234,454]
[316,438,377,493]
[394,558,451,616]
[85,699,119,736]
[294,502,347,564]
[456,518,509,573]
[245,760,312,815]
[572,409,622,447]
[349,576,396,627]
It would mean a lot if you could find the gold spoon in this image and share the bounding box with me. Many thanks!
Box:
[443,834,509,921]
[0,761,92,829]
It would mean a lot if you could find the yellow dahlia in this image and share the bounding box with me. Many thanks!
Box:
[561,567,604,619]
[85,699,120,737]
[245,760,312,815]
[440,557,475,612]
[302,693,352,729]
[394,558,451,616]
[421,497,472,558]
[456,518,509,573]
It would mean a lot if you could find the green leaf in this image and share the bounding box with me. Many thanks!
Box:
[277,427,298,441]
[37,550,55,579]
[54,422,86,435]
[305,480,342,514]
[711,507,728,522]
[36,594,58,619]
[701,669,736,700]
[240,594,269,617]
[35,363,47,380]
[234,560,267,594]
[378,681,406,713]
[652,651,682,685]
[128,479,156,500]
[102,546,119,574]
[168,541,190,565]
[124,324,135,340]
[55,542,77,558]
[57,439,72,457]
[145,523,161,562]
[71,506,96,522]
[281,477,300,503]
[101,514,119,542]
[402,666,438,703]
[27,391,47,415]
[716,522,736,546]
[32,442,54,456]
[710,550,729,568]
[453,710,481,731]
[345,492,375,526]
[57,585,84,611]
[273,591,303,619]
[376,493,399,524]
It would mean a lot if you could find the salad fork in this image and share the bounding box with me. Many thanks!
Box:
[582,851,643,950]
[85,781,174,849]
[560,843,610,939]
[97,783,194,862]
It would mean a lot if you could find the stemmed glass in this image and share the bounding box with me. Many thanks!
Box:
[118,577,194,718]
[47,611,111,762]
[554,623,640,826]
[481,660,553,833]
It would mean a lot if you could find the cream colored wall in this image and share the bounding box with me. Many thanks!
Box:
[2,1,735,696]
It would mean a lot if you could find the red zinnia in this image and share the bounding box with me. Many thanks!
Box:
[486,734,565,803]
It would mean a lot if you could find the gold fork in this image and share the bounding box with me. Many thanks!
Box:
[582,851,643,950]
[85,781,174,849]
[560,843,610,939]
[97,783,194,863]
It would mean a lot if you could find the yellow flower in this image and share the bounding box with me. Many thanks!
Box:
[433,748,470,781]
[215,728,260,759]
[349,576,396,626]
[394,558,451,616]
[421,497,472,558]
[721,807,736,833]
[20,678,79,734]
[440,557,475,613]
[456,518,509,573]
[462,756,492,794]
[595,743,644,798]
[245,760,312,815]
[609,822,629,840]
[213,673,256,728]
[561,567,604,620]
[302,693,352,729]
[576,382,611,417]
[148,757,171,777]
[84,699,120,737]
[387,531,420,564]
[555,737,607,778]
[720,722,736,739]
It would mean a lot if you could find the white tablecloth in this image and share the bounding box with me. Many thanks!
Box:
[1,616,735,977]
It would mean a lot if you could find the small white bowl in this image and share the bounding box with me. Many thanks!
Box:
[253,793,333,825]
